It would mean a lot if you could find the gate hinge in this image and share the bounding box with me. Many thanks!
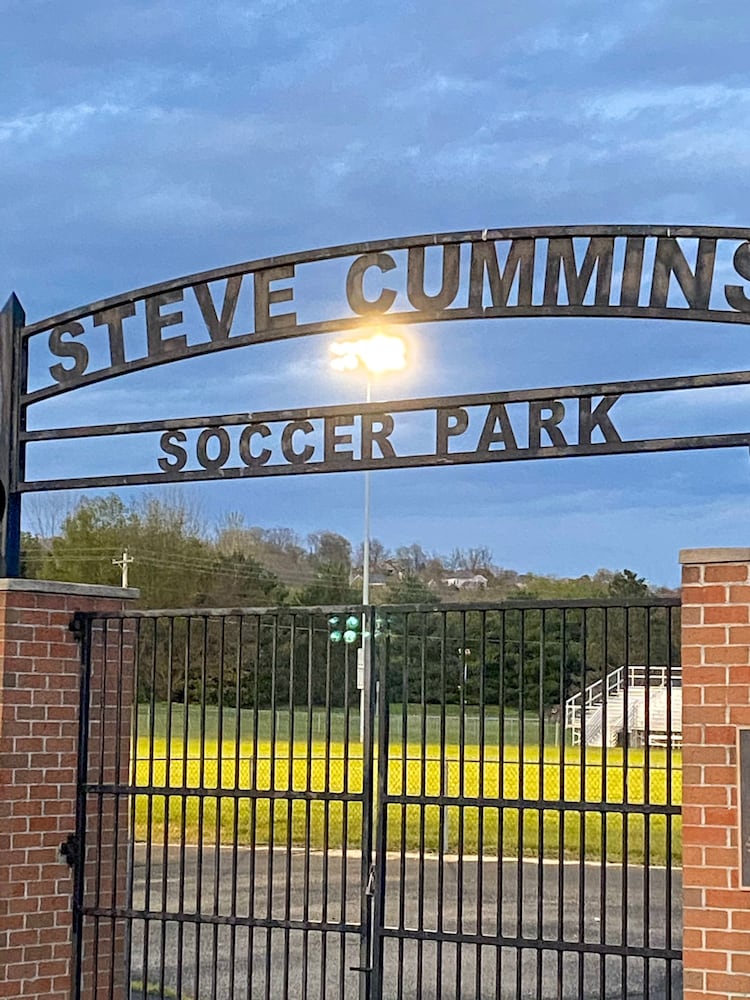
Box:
[69,613,86,644]
[60,832,80,869]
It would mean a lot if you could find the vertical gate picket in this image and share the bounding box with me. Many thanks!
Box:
[370,607,389,1000]
[70,612,93,1000]
[356,605,378,1000]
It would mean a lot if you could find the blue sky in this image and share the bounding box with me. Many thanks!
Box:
[2,0,750,586]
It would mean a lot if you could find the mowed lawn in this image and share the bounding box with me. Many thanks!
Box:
[130,710,681,865]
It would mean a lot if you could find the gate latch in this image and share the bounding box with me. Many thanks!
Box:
[365,864,376,897]
[60,833,80,870]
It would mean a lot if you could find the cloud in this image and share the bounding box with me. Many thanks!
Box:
[586,83,750,123]
[0,102,134,143]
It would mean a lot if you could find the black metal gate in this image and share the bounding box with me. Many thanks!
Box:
[370,599,682,1000]
[71,598,682,999]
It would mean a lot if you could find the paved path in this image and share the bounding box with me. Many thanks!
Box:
[124,845,681,999]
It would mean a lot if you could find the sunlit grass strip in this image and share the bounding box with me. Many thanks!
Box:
[131,738,681,865]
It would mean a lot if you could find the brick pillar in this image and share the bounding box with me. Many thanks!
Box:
[0,580,137,1000]
[681,548,750,1000]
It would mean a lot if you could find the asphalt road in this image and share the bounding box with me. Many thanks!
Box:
[124,845,681,1000]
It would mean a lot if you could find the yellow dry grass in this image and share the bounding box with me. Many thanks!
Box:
[132,737,681,864]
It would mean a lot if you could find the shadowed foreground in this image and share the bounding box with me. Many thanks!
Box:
[124,845,681,1000]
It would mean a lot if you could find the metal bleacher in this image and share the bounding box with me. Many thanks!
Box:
[564,665,682,748]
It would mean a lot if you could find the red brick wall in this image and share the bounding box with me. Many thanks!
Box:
[681,549,750,1000]
[0,582,135,1000]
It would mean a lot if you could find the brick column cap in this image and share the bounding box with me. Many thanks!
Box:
[679,547,750,565]
[0,577,139,599]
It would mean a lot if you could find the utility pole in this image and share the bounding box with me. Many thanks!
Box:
[112,549,134,588]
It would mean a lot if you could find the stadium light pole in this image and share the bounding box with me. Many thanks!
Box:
[330,333,408,741]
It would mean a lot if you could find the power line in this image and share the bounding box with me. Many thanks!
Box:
[22,550,347,589]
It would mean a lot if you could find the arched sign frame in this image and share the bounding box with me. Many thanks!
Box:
[3,224,750,575]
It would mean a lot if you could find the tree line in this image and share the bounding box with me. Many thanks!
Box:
[129,603,679,715]
[21,492,671,611]
[21,493,678,714]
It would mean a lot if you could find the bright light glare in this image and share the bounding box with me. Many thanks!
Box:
[330,334,407,375]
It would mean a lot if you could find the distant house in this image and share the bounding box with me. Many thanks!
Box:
[351,560,406,589]
[349,570,393,589]
[441,570,489,590]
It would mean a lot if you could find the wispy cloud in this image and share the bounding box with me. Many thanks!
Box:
[0,103,125,142]
[0,99,182,145]
[586,83,750,124]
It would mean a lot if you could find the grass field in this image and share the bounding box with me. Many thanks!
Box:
[136,704,564,752]
[130,705,681,865]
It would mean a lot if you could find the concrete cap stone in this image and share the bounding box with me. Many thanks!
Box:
[0,578,139,599]
[679,547,750,565]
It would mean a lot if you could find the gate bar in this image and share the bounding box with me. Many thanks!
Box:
[70,612,93,1000]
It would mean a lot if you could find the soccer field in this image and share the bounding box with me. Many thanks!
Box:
[131,704,681,865]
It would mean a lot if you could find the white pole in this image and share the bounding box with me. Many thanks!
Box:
[360,378,371,744]
[112,548,133,588]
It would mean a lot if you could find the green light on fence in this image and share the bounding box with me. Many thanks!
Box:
[329,613,364,645]
[328,615,343,643]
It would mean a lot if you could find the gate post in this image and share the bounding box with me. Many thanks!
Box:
[681,548,750,1000]
[0,294,26,578]
[0,579,137,1000]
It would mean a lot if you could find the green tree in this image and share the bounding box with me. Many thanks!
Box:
[295,563,359,605]
[381,574,437,605]
[608,568,650,598]
[41,494,133,587]
[192,551,286,608]
[37,493,284,611]
[518,573,610,600]
[308,530,352,571]
[20,531,46,579]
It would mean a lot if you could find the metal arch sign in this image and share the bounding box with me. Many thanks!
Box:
[3,223,750,574]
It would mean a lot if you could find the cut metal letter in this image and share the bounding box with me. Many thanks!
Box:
[649,237,717,310]
[158,430,188,472]
[93,302,136,368]
[254,265,297,333]
[145,289,187,358]
[725,242,750,313]
[281,419,315,464]
[544,237,614,307]
[49,321,89,384]
[468,239,534,309]
[239,423,272,466]
[476,403,518,452]
[578,396,622,444]
[406,245,460,311]
[361,413,396,459]
[346,253,398,315]
[528,400,567,448]
[324,415,355,462]
[194,276,243,341]
[436,407,469,455]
